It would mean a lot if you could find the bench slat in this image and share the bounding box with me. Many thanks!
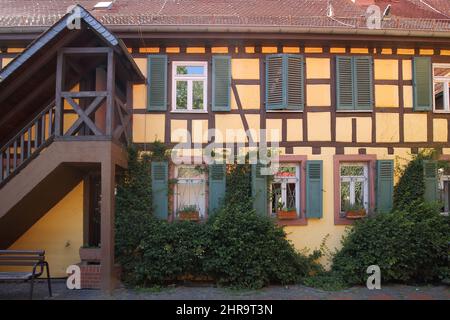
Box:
[0,261,43,266]
[0,272,34,280]
[0,250,44,255]
[0,256,44,261]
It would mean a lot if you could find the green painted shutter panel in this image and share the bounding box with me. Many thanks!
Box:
[354,56,373,110]
[413,57,432,111]
[336,56,354,110]
[151,161,168,219]
[208,164,226,214]
[306,160,323,218]
[212,56,231,111]
[286,54,304,110]
[376,160,394,213]
[147,55,167,111]
[423,160,438,203]
[252,163,268,215]
[266,54,286,110]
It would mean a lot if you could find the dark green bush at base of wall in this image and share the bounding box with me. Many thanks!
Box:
[332,202,450,285]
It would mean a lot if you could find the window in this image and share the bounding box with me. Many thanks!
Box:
[340,163,369,217]
[433,64,450,112]
[271,164,300,218]
[266,54,304,111]
[438,164,450,215]
[336,56,373,111]
[174,165,206,219]
[172,61,207,112]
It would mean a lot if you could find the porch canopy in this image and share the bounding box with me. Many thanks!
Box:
[0,4,144,146]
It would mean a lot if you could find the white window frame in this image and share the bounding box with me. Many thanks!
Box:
[270,164,300,217]
[339,162,369,213]
[174,165,206,218]
[171,61,208,112]
[432,63,450,113]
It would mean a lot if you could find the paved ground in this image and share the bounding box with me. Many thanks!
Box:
[0,280,449,300]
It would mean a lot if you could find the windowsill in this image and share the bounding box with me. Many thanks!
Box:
[171,110,208,113]
[266,110,303,113]
[433,110,450,114]
[276,217,307,226]
[336,110,373,113]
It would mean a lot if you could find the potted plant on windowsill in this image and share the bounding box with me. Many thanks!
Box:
[178,205,200,221]
[276,202,297,220]
[344,203,367,219]
[79,245,101,263]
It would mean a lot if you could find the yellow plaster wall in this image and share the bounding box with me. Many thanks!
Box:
[245,114,261,142]
[403,85,413,108]
[374,59,398,80]
[304,47,323,53]
[132,114,165,142]
[433,119,448,142]
[307,112,331,141]
[330,47,346,53]
[350,48,368,54]
[375,85,399,108]
[7,183,83,277]
[356,117,372,143]
[186,47,205,54]
[402,60,412,80]
[133,84,147,109]
[2,57,13,67]
[170,119,188,143]
[231,85,260,110]
[306,58,330,79]
[285,152,348,267]
[133,58,147,77]
[266,119,282,142]
[286,119,303,141]
[306,84,331,107]
[283,47,300,53]
[404,114,427,142]
[215,114,246,143]
[335,117,352,142]
[192,120,209,144]
[398,48,415,55]
[231,59,260,79]
[376,113,399,142]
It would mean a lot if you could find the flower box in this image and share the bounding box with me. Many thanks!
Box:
[179,211,200,221]
[277,209,298,220]
[79,247,101,263]
[345,209,366,219]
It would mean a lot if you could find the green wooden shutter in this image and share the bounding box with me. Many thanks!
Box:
[376,160,394,213]
[413,57,432,111]
[208,163,226,214]
[286,54,304,110]
[423,160,438,203]
[212,56,231,111]
[336,56,354,110]
[266,54,286,110]
[252,163,268,215]
[147,55,167,111]
[306,160,323,218]
[151,161,168,219]
[354,56,373,110]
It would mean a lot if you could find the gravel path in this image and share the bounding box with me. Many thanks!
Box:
[0,280,448,300]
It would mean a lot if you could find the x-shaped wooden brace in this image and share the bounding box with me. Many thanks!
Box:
[113,97,131,142]
[65,95,105,136]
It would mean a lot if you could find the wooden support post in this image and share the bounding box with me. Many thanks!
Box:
[82,175,91,246]
[54,51,64,136]
[106,50,115,137]
[100,159,116,293]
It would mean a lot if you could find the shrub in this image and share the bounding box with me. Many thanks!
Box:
[332,202,450,285]
[203,203,322,289]
[116,159,322,289]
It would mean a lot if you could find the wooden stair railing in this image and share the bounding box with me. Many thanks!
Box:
[0,101,56,187]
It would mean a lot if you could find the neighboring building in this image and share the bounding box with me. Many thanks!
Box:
[0,0,449,291]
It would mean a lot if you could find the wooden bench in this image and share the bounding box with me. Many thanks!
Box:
[0,250,52,299]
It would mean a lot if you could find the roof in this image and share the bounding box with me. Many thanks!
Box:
[0,0,450,34]
[0,4,144,82]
